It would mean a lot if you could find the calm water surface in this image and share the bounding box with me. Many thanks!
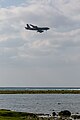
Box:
[0,94,80,114]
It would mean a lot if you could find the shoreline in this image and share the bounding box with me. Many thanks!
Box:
[0,90,80,94]
[0,109,80,120]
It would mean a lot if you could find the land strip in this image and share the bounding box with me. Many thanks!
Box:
[0,90,80,94]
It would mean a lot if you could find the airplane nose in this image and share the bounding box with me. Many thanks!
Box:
[47,28,50,30]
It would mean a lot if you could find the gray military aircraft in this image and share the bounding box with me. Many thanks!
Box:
[25,24,50,33]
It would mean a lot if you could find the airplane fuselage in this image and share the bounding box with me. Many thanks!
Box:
[25,27,49,30]
[38,27,49,30]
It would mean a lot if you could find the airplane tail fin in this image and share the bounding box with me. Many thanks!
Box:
[27,24,30,28]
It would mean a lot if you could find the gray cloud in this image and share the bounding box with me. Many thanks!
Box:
[0,0,80,86]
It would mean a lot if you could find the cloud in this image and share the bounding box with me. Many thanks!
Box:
[0,0,80,66]
[0,0,80,86]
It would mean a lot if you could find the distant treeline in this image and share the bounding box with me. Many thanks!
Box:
[0,90,80,94]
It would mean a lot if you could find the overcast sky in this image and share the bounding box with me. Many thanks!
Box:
[0,0,80,87]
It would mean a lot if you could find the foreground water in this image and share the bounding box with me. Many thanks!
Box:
[0,94,80,114]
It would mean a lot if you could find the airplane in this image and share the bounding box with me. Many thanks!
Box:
[25,24,50,33]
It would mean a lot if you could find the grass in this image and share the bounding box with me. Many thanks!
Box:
[0,90,80,94]
[0,109,38,120]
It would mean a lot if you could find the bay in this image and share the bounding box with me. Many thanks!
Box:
[0,94,80,114]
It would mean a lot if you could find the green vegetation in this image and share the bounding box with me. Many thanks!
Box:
[0,109,38,120]
[0,90,80,94]
[0,109,79,120]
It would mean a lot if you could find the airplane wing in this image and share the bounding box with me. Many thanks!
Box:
[30,24,38,29]
[30,24,44,32]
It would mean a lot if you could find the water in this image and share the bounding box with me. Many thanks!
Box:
[0,87,80,90]
[0,94,80,114]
